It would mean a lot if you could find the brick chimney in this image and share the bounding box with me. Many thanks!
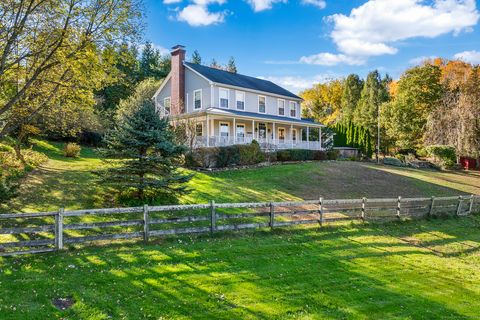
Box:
[170,45,186,115]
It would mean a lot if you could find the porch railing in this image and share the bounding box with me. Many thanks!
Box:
[193,135,324,150]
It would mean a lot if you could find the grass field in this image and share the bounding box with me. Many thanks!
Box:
[1,141,480,319]
[2,140,479,213]
[0,216,479,319]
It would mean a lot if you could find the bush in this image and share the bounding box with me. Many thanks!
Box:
[313,150,328,160]
[276,149,314,162]
[425,145,456,169]
[238,140,265,165]
[383,157,405,167]
[185,147,219,168]
[326,150,339,160]
[216,146,240,168]
[63,143,81,158]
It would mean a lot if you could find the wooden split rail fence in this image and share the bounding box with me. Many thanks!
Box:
[1,195,479,257]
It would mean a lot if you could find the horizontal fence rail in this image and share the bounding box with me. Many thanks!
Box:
[0,195,479,257]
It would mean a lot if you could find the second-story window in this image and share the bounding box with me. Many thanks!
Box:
[278,99,285,116]
[219,88,229,108]
[164,97,171,115]
[194,90,202,109]
[236,91,245,110]
[258,96,266,113]
[290,101,297,117]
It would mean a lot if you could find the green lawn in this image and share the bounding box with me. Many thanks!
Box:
[0,216,479,319]
[1,141,480,319]
[2,140,479,213]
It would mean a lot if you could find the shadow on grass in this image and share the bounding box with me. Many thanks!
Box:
[1,217,479,319]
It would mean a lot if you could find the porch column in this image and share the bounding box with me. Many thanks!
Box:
[252,119,255,141]
[206,114,210,147]
[307,126,310,149]
[319,127,322,150]
[272,122,276,145]
[290,124,294,147]
[233,117,236,144]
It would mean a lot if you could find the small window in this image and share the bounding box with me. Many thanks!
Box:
[236,91,245,110]
[292,129,297,141]
[258,96,266,113]
[164,97,171,114]
[195,123,203,137]
[278,99,285,116]
[194,90,202,109]
[290,101,297,117]
[219,88,229,109]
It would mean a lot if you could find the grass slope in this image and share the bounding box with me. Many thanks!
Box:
[2,140,479,213]
[0,216,479,319]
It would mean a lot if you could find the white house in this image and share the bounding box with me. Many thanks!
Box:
[153,45,327,150]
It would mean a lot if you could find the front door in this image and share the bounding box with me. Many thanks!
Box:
[292,129,297,143]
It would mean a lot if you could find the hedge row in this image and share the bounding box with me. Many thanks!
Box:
[185,142,338,168]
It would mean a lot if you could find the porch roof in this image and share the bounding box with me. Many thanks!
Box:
[205,108,325,127]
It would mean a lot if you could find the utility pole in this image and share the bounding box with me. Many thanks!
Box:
[377,103,380,164]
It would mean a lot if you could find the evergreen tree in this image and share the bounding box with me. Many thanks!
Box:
[355,70,389,157]
[100,100,191,203]
[191,50,202,64]
[226,57,237,73]
[340,74,363,124]
[139,42,171,80]
[210,58,222,70]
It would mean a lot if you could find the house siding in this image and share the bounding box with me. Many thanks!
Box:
[211,85,302,119]
[156,78,171,115]
[185,68,212,112]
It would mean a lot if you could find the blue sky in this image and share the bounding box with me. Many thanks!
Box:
[144,0,480,93]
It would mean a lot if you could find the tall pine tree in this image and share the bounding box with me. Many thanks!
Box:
[101,100,191,204]
[191,50,202,64]
[226,57,237,73]
[340,74,363,124]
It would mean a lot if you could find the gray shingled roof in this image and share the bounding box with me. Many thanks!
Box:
[184,62,302,100]
[206,108,324,126]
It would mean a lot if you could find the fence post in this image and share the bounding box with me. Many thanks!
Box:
[468,195,474,215]
[428,196,435,217]
[361,197,366,222]
[210,200,216,235]
[456,196,463,216]
[269,202,275,229]
[143,204,149,243]
[319,197,324,227]
[396,196,401,219]
[55,208,64,250]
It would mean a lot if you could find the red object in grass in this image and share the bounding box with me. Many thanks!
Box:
[460,157,478,170]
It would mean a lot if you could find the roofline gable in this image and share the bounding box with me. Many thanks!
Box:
[152,72,172,99]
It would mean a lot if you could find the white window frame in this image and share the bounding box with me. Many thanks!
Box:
[193,89,202,110]
[278,99,285,116]
[290,101,297,118]
[195,123,203,137]
[236,123,245,142]
[164,97,171,115]
[219,87,229,109]
[235,91,245,110]
[219,122,230,138]
[258,95,266,114]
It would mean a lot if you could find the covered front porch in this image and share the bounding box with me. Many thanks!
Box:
[175,108,326,150]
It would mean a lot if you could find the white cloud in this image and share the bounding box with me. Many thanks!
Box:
[246,0,286,12]
[163,0,182,4]
[454,50,480,64]
[178,4,226,26]
[300,52,365,66]
[258,74,337,93]
[302,0,479,66]
[301,0,326,9]
[409,55,438,65]
[138,43,170,56]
